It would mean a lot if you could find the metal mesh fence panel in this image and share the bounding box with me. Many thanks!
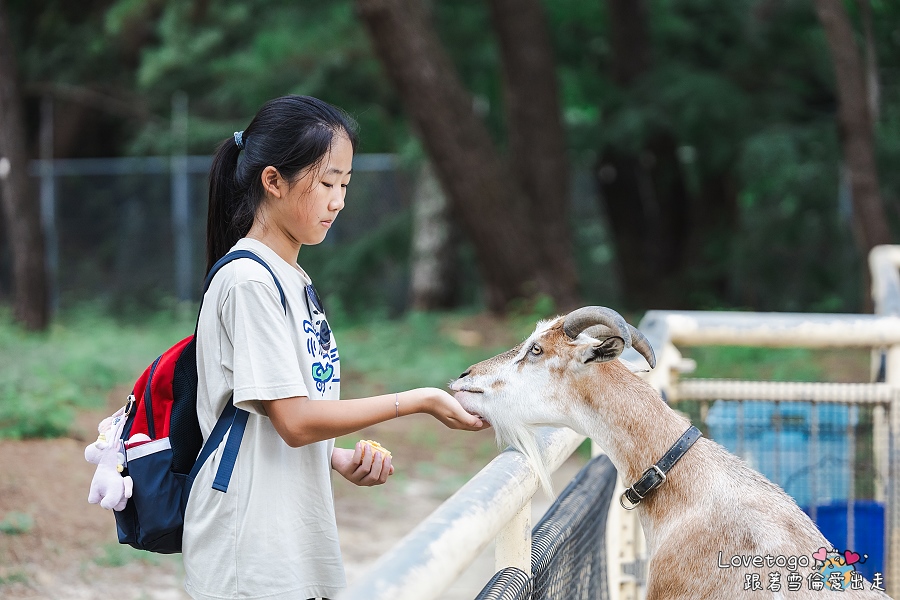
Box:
[474,567,532,600]
[10,156,410,312]
[4,156,613,314]
[475,454,617,600]
[52,170,191,308]
[699,397,886,582]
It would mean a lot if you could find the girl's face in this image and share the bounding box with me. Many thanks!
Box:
[271,133,354,247]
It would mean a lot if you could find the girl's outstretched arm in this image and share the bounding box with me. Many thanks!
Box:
[263,388,486,448]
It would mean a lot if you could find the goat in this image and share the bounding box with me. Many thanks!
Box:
[450,306,891,600]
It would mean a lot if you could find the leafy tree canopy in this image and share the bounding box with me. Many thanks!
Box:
[6,0,900,313]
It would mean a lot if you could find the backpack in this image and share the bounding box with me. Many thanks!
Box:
[113,250,286,554]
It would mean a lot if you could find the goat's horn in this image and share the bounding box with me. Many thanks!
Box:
[563,307,631,346]
[581,325,616,340]
[628,324,657,369]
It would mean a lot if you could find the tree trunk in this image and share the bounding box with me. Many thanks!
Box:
[813,0,890,258]
[488,0,579,310]
[597,0,699,309]
[690,170,738,301]
[855,0,880,122]
[596,134,691,308]
[409,161,458,310]
[355,0,579,312]
[606,0,652,86]
[0,0,48,330]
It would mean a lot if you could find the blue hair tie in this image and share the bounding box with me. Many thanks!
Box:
[233,131,245,150]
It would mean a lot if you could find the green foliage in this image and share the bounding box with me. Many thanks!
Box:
[0,307,195,439]
[734,123,860,312]
[575,438,592,461]
[0,570,28,586]
[683,345,823,382]
[546,0,899,312]
[8,0,900,314]
[432,0,505,144]
[504,294,560,338]
[110,0,404,155]
[680,344,870,384]
[302,209,413,318]
[333,310,513,398]
[93,541,171,567]
[0,512,34,535]
[12,0,407,156]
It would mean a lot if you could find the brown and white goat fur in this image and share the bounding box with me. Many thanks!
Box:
[450,307,890,600]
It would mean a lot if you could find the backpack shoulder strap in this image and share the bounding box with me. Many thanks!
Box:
[188,394,249,492]
[193,249,286,494]
[203,249,287,312]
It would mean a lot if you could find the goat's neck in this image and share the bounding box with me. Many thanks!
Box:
[572,366,693,487]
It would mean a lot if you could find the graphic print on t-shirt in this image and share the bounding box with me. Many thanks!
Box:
[303,285,339,395]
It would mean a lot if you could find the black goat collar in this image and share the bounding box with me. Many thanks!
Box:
[620,425,702,510]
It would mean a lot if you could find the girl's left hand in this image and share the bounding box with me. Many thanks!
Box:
[331,443,394,486]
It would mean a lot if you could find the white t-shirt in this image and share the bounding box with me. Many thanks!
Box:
[183,238,344,600]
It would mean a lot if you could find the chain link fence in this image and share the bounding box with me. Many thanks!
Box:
[0,155,408,313]
[0,156,611,316]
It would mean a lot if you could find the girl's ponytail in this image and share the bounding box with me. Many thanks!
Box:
[206,138,243,274]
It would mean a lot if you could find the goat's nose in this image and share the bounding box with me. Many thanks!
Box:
[458,369,471,379]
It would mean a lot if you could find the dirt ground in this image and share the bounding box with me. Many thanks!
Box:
[0,390,586,600]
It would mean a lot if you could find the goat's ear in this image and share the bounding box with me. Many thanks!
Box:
[581,336,625,364]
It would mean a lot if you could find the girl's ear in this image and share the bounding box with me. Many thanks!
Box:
[261,166,283,199]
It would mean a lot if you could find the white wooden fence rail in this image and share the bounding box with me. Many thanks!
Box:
[338,427,585,600]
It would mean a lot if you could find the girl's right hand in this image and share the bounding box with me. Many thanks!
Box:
[416,387,487,431]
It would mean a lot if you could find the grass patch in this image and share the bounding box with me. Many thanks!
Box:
[93,541,172,568]
[0,570,28,585]
[0,512,33,535]
[0,305,195,439]
[680,345,870,382]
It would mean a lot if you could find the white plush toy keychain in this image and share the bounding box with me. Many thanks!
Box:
[84,403,148,511]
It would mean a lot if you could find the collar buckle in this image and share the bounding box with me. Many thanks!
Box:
[619,425,701,511]
[649,464,667,485]
[620,464,667,510]
[619,489,642,510]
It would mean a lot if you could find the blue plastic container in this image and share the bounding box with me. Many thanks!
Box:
[802,501,884,581]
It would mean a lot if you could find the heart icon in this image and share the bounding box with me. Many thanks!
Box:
[844,550,860,565]
[813,547,828,561]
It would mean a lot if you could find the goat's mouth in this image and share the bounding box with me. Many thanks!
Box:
[455,386,484,394]
[448,379,484,394]
[452,388,490,425]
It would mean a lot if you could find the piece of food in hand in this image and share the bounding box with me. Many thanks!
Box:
[359,439,392,464]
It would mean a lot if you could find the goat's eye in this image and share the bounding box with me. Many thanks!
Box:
[530,344,542,356]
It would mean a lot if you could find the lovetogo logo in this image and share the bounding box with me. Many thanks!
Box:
[718,546,885,592]
[811,546,883,592]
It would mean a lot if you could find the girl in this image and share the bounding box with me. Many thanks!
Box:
[185,95,486,600]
